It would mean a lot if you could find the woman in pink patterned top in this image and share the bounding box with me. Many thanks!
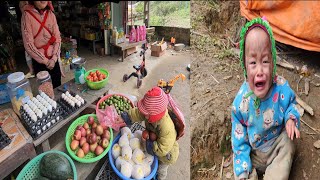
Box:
[21,1,61,88]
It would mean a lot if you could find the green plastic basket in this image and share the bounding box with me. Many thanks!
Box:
[16,150,77,180]
[84,69,109,90]
[65,114,113,163]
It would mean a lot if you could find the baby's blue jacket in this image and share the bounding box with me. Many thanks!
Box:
[231,76,300,178]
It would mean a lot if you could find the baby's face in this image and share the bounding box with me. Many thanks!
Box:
[245,28,273,99]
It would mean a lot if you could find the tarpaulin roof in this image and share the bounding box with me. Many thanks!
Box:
[240,1,320,52]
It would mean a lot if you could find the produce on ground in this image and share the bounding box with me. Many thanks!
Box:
[99,95,133,115]
[69,116,111,158]
[111,127,154,179]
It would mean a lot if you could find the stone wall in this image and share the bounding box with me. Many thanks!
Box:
[151,26,190,46]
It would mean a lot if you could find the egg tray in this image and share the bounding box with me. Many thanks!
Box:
[0,127,11,150]
[56,92,87,119]
[19,105,64,140]
[95,123,148,180]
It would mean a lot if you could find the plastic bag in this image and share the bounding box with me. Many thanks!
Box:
[96,105,126,132]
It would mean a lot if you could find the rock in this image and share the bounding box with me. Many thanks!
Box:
[313,140,320,149]
[223,75,233,80]
[225,172,232,179]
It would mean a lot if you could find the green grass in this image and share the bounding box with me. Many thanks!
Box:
[131,1,190,28]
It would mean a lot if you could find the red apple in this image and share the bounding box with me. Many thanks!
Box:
[149,131,157,141]
[73,130,82,140]
[91,127,96,134]
[82,142,90,155]
[79,137,87,147]
[80,127,86,137]
[96,125,104,136]
[142,130,149,140]
[76,125,83,130]
[101,138,109,149]
[96,135,102,145]
[70,140,79,151]
[86,128,91,136]
[87,116,94,125]
[77,148,85,158]
[83,122,90,130]
[95,145,104,156]
[88,133,97,144]
[89,142,98,152]
[102,129,110,140]
[92,122,97,129]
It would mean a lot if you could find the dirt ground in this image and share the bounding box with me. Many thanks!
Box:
[190,1,320,180]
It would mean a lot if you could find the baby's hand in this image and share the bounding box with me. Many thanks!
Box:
[285,119,300,140]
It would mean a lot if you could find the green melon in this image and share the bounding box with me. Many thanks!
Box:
[40,153,73,180]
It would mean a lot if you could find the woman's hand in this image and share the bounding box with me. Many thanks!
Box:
[47,60,55,70]
[286,119,300,140]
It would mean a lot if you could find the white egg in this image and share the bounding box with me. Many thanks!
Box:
[36,95,41,100]
[37,130,41,135]
[76,101,81,107]
[70,101,75,107]
[52,101,57,109]
[75,94,80,99]
[42,125,46,131]
[31,114,37,122]
[47,105,52,112]
[66,91,70,96]
[37,112,43,119]
[61,93,66,99]
[23,104,29,110]
[42,108,48,115]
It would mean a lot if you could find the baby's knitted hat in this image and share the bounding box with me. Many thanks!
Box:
[137,86,168,123]
[239,17,277,79]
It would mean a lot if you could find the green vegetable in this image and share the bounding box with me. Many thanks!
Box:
[40,153,73,180]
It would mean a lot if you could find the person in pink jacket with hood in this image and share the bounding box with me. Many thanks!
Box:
[21,1,61,88]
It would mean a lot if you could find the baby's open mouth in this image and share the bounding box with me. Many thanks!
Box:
[255,80,266,90]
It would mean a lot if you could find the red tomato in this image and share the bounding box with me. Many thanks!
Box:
[93,77,98,82]
[89,72,94,76]
[98,77,103,81]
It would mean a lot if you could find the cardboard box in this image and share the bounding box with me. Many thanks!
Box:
[151,50,165,57]
[151,41,167,57]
